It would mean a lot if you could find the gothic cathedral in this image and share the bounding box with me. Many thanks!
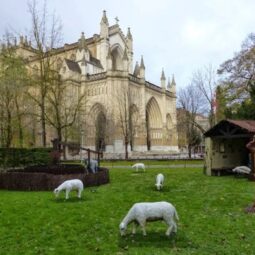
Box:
[17,11,178,156]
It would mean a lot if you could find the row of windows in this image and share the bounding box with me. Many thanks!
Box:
[86,86,107,96]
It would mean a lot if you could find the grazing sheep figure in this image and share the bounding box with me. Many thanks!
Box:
[232,166,251,175]
[54,179,84,199]
[119,201,179,236]
[84,158,98,173]
[132,163,145,172]
[155,173,164,190]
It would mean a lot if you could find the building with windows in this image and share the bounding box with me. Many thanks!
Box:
[14,11,178,156]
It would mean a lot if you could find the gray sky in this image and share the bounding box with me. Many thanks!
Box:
[1,0,255,89]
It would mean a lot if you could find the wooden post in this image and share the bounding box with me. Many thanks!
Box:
[246,137,255,181]
[88,149,91,167]
[97,152,100,167]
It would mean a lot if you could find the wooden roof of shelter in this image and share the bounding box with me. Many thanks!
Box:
[204,119,255,138]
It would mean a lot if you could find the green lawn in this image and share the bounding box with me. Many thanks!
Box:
[1,166,255,254]
[100,159,203,167]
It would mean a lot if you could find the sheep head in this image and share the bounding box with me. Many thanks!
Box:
[53,188,59,197]
[119,222,127,236]
[155,184,162,190]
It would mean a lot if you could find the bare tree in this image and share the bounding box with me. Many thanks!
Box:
[45,76,86,153]
[192,64,218,127]
[0,35,28,148]
[115,85,139,159]
[177,83,205,158]
[26,0,62,147]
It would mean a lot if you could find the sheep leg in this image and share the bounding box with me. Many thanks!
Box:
[132,223,137,234]
[77,189,82,198]
[165,224,173,236]
[65,189,70,199]
[172,221,177,233]
[139,221,147,236]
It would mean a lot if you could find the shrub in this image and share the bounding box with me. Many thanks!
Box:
[0,148,52,168]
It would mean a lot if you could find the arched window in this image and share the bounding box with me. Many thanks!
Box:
[111,45,123,71]
[166,114,173,130]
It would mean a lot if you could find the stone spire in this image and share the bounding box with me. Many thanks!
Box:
[140,55,145,69]
[79,32,87,50]
[133,61,140,76]
[127,27,133,40]
[161,68,166,89]
[100,10,109,38]
[126,27,133,52]
[170,74,176,94]
[76,32,90,62]
[101,10,109,25]
[140,56,145,79]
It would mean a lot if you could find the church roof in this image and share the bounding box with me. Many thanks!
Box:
[109,25,128,47]
[89,56,103,68]
[65,59,81,73]
[133,61,140,76]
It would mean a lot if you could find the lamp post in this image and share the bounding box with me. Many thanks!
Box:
[80,129,84,163]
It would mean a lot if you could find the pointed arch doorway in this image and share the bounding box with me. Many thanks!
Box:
[95,111,106,151]
[146,97,163,150]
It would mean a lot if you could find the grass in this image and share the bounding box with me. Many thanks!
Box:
[100,159,203,167]
[1,165,255,254]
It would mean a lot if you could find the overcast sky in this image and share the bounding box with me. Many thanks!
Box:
[1,0,255,89]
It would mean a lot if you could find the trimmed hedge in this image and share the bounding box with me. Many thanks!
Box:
[0,167,109,191]
[0,148,52,168]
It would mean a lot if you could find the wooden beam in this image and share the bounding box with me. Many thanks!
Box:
[211,134,253,139]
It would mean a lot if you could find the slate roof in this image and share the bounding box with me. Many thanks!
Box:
[65,59,81,73]
[89,56,103,68]
[204,119,255,137]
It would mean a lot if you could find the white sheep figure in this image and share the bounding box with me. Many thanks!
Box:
[155,173,164,190]
[54,179,84,199]
[119,201,179,236]
[84,158,98,173]
[232,166,251,175]
[132,163,145,172]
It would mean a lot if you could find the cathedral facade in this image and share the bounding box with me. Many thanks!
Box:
[17,11,178,155]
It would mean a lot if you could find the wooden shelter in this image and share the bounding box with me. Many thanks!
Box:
[204,119,255,176]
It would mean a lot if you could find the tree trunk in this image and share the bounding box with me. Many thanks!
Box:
[18,120,23,148]
[188,145,192,159]
[125,137,129,159]
[6,108,12,148]
[15,99,23,148]
[41,105,46,147]
[57,127,62,152]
